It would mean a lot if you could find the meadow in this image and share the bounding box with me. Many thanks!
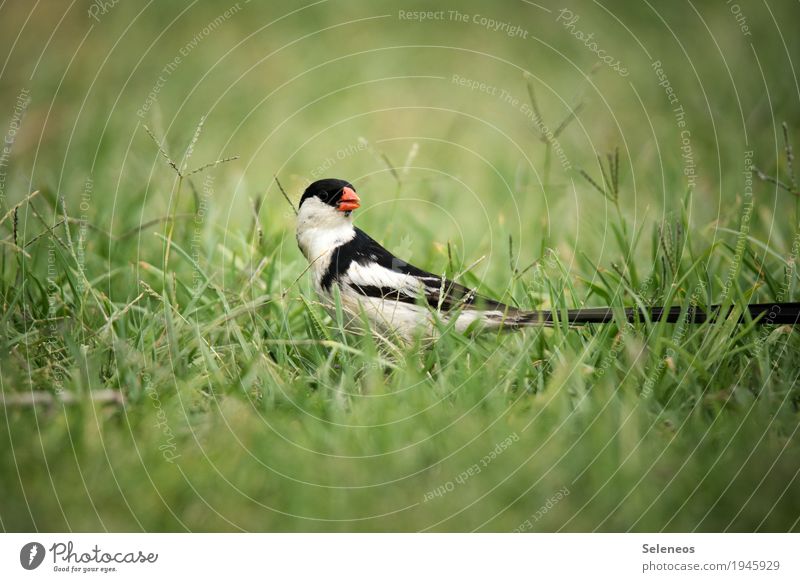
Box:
[1,0,799,531]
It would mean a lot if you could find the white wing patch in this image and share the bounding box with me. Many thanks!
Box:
[343,261,426,299]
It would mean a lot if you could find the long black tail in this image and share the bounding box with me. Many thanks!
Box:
[515,302,800,326]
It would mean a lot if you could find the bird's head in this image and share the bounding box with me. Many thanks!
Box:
[296,178,360,259]
[298,178,360,225]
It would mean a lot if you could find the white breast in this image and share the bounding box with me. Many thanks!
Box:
[295,197,356,289]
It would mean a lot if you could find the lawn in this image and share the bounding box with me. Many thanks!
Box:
[1,0,799,532]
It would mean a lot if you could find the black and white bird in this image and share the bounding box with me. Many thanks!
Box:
[295,178,799,340]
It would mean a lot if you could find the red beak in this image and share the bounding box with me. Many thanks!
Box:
[337,186,360,212]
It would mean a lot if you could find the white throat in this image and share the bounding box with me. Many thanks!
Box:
[295,197,356,274]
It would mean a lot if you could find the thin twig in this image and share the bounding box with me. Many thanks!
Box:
[60,213,194,241]
[524,73,544,129]
[188,177,201,213]
[447,241,454,275]
[754,167,794,194]
[513,259,539,281]
[455,255,486,280]
[23,218,66,248]
[274,175,297,215]
[282,252,326,297]
[552,101,585,139]
[182,116,206,174]
[101,292,144,335]
[1,389,124,407]
[27,199,68,248]
[0,190,40,226]
[402,143,419,176]
[143,125,181,176]
[250,195,263,247]
[0,239,31,258]
[380,152,400,183]
[508,234,515,275]
[782,122,796,193]
[597,155,613,197]
[185,156,239,177]
[579,169,607,198]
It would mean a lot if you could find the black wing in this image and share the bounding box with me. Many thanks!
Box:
[321,227,511,312]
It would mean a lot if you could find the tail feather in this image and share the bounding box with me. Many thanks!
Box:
[509,302,800,326]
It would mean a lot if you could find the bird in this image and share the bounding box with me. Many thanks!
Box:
[295,178,800,340]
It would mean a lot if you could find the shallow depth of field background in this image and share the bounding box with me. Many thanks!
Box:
[1,0,799,531]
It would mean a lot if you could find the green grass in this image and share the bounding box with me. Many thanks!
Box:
[1,1,800,531]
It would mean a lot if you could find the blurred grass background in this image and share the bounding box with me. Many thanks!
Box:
[1,0,799,531]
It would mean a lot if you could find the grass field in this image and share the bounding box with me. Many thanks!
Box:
[1,1,800,532]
